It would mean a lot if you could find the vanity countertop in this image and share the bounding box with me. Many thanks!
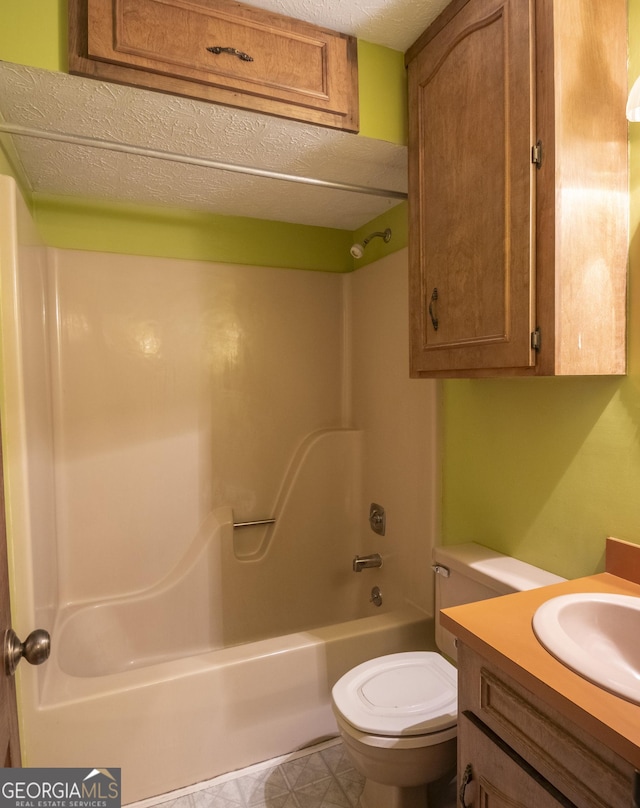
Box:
[441,538,640,769]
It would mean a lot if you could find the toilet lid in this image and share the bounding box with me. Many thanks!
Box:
[332,652,457,737]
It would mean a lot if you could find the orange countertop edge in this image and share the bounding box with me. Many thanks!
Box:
[440,538,640,769]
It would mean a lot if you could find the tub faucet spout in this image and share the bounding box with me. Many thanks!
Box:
[352,553,383,572]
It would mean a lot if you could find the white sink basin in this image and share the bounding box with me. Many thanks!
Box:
[532,592,640,705]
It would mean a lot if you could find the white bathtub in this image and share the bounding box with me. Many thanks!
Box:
[23,508,433,802]
[28,604,432,804]
[21,499,436,804]
[20,504,433,804]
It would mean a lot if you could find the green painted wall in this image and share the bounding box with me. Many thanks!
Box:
[357,41,408,145]
[0,0,68,72]
[30,193,406,272]
[33,194,356,272]
[0,1,407,270]
[441,1,640,580]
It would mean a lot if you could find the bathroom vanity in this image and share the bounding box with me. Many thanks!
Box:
[456,643,634,807]
[442,541,640,808]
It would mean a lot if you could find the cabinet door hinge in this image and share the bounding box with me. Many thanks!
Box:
[531,328,541,351]
[531,140,542,167]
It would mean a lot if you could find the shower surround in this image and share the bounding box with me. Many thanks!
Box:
[0,177,438,802]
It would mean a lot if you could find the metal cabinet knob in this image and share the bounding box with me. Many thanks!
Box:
[4,628,51,676]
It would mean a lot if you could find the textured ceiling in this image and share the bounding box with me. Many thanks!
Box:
[233,0,450,51]
[0,0,450,231]
[0,63,407,230]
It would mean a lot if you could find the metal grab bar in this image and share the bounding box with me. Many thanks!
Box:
[233,518,276,529]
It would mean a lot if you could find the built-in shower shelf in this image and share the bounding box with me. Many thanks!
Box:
[0,61,407,231]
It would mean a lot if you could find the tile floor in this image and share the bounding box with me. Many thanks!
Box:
[130,740,362,808]
[130,739,456,808]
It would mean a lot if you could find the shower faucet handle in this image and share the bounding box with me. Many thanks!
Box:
[369,503,386,536]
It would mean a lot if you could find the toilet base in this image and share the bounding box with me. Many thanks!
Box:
[359,779,427,808]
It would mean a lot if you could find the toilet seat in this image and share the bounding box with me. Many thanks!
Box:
[332,652,457,738]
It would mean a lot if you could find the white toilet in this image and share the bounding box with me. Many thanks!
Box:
[331,543,565,808]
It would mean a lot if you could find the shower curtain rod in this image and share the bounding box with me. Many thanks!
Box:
[0,122,408,201]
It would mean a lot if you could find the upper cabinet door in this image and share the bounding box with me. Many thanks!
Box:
[407,0,536,375]
[69,0,359,132]
[407,0,628,379]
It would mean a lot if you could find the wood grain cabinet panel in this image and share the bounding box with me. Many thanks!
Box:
[407,0,535,374]
[458,714,574,807]
[405,0,628,377]
[458,643,635,808]
[69,0,359,132]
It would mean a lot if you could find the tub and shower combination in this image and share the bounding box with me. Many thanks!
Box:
[0,177,435,803]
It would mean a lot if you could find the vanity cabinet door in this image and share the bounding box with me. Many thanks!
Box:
[457,643,635,808]
[406,0,536,375]
[458,713,576,808]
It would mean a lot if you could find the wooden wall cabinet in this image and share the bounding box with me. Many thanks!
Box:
[68,0,359,132]
[457,643,635,808]
[405,0,628,377]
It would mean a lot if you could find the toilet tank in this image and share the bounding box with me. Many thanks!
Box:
[433,542,565,661]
